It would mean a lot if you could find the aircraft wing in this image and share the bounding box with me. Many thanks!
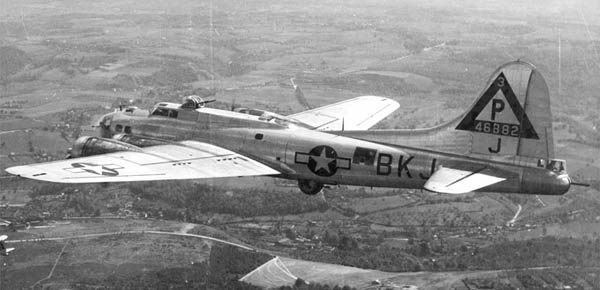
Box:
[288,96,399,131]
[5,141,279,183]
[423,166,507,194]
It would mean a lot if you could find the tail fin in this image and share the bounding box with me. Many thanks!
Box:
[455,60,554,161]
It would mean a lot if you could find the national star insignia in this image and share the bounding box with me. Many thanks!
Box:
[310,146,335,174]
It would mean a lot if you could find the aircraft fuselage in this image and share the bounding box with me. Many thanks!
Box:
[100,109,570,196]
[6,61,579,196]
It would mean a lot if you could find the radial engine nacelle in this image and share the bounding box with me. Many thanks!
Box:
[111,134,171,148]
[67,134,176,159]
[66,136,142,159]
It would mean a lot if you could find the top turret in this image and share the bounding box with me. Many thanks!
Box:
[180,95,216,109]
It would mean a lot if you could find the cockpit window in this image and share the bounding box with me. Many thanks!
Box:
[124,126,132,134]
[151,108,169,116]
[151,107,178,118]
[100,116,111,129]
[115,124,123,132]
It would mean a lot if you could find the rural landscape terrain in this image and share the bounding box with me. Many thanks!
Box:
[1,0,599,289]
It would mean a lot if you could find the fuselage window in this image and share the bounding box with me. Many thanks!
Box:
[352,147,377,165]
[537,159,546,168]
[255,133,264,140]
[115,124,123,132]
[124,126,132,134]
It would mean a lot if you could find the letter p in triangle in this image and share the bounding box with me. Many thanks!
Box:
[456,72,539,139]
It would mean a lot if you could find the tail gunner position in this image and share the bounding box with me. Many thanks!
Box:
[6,61,585,195]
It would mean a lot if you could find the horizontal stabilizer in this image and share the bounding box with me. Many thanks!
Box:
[424,166,506,194]
[6,141,279,183]
[288,96,399,131]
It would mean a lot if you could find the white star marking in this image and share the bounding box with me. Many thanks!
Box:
[311,147,334,174]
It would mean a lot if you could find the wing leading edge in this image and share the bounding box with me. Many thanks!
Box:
[288,96,399,131]
[6,141,279,183]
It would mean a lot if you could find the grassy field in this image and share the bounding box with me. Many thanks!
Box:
[3,234,213,289]
[1,219,229,289]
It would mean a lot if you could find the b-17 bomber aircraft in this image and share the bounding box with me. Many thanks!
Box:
[6,61,587,195]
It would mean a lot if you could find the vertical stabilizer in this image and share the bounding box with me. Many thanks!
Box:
[455,61,554,161]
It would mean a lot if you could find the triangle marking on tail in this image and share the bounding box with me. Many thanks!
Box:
[456,72,539,140]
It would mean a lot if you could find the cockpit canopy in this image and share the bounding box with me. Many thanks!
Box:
[150,103,179,118]
[147,97,311,129]
[150,95,218,119]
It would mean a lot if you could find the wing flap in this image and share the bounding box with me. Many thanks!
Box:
[424,166,506,194]
[288,96,399,130]
[6,141,279,183]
